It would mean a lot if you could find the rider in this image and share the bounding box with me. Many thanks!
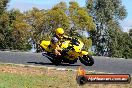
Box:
[50,28,72,55]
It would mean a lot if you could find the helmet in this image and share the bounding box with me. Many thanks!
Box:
[56,28,64,38]
[51,37,58,44]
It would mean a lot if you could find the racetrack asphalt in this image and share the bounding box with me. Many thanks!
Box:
[0,51,132,75]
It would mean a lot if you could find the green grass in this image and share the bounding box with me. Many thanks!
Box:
[0,72,69,88]
[0,72,43,88]
[0,71,77,88]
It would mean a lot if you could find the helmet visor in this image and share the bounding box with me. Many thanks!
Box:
[58,33,64,37]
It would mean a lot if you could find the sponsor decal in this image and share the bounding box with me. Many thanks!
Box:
[76,66,131,85]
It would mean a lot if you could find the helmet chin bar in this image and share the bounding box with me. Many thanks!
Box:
[57,34,63,38]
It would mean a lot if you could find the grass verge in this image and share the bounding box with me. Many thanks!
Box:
[0,63,131,88]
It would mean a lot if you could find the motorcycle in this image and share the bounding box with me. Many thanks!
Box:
[40,38,94,66]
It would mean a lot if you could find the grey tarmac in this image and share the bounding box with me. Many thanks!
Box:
[0,51,132,75]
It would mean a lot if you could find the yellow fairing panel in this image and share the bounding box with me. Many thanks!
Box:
[78,40,84,49]
[73,45,81,52]
[40,40,50,46]
[81,51,88,55]
[61,41,70,49]
[40,40,51,52]
[73,40,84,53]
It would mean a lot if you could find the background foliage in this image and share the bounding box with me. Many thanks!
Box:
[0,0,131,58]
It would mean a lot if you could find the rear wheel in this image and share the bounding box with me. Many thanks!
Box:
[46,53,62,65]
[79,55,94,66]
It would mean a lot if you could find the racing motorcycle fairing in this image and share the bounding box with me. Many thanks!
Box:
[40,40,51,52]
[40,37,94,66]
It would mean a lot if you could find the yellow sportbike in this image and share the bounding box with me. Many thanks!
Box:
[40,38,94,66]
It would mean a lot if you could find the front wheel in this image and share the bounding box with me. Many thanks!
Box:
[79,55,94,66]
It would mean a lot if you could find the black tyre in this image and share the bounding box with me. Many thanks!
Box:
[47,53,62,65]
[79,55,94,66]
[53,56,62,66]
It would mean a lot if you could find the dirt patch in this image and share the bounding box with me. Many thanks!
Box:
[0,64,76,78]
[0,65,46,75]
[0,65,65,75]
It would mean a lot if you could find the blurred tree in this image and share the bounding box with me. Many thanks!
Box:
[0,0,10,49]
[108,29,132,58]
[86,0,127,56]
[9,9,32,50]
[54,2,67,11]
[69,1,95,32]
[129,29,132,37]
[25,8,46,51]
[45,3,70,35]
[69,1,95,50]
[0,11,11,49]
[81,37,92,51]
[0,0,9,15]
